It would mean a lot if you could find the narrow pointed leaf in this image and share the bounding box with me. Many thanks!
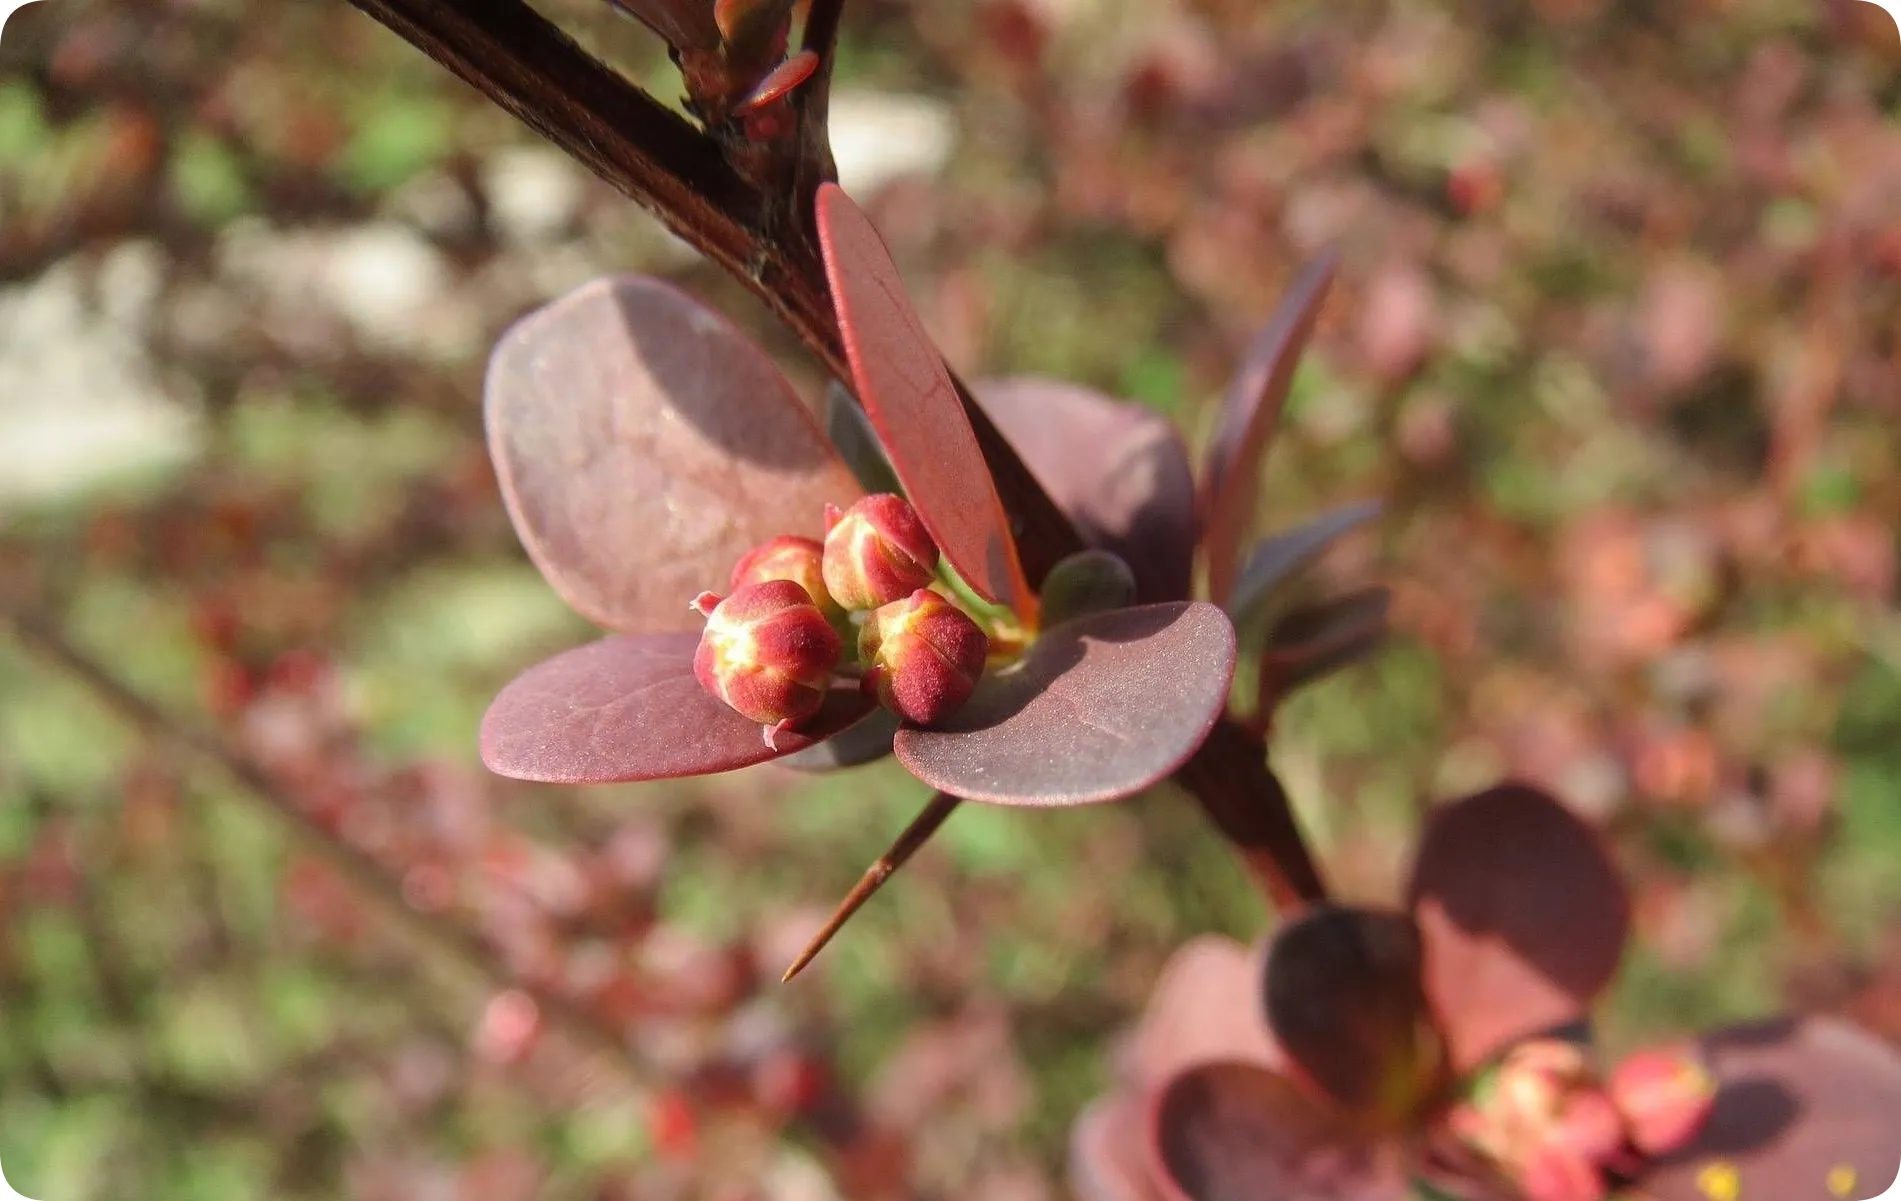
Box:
[480,634,873,783]
[817,184,1029,611]
[1405,784,1631,1074]
[1148,1062,1409,1201]
[1227,501,1383,640]
[892,602,1236,806]
[485,276,859,635]
[973,378,1197,604]
[607,0,721,52]
[781,791,961,980]
[1200,252,1340,604]
[1637,1018,1901,1201]
[1255,586,1392,714]
[1263,905,1444,1127]
[823,381,905,497]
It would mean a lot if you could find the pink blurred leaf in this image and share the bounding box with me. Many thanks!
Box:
[1263,905,1443,1127]
[892,602,1236,806]
[1148,1062,1410,1201]
[1637,1018,1901,1201]
[1405,784,1631,1074]
[1072,1097,1167,1201]
[485,276,858,635]
[480,634,874,783]
[973,377,1197,605]
[1129,936,1281,1086]
[817,184,1029,611]
[1227,501,1383,639]
[1199,251,1339,605]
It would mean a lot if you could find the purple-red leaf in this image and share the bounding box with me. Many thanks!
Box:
[973,377,1197,605]
[1227,501,1383,638]
[1148,1062,1410,1201]
[1130,936,1282,1084]
[823,381,904,497]
[485,275,859,635]
[774,706,900,772]
[1637,1017,1901,1201]
[1263,905,1444,1128]
[480,634,873,783]
[816,184,1029,612]
[1200,252,1340,605]
[891,602,1237,806]
[607,0,721,52]
[1256,586,1392,713]
[1405,784,1631,1074]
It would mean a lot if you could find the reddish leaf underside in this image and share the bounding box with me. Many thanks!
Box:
[973,377,1197,605]
[891,602,1237,806]
[816,184,1029,612]
[485,275,859,636]
[1148,1062,1410,1201]
[1073,1097,1166,1201]
[1263,905,1443,1129]
[1200,251,1340,605]
[1405,784,1632,1074]
[1636,1017,1901,1201]
[480,634,874,783]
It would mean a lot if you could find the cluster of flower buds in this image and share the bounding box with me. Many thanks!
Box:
[690,494,990,744]
[1448,1039,1717,1201]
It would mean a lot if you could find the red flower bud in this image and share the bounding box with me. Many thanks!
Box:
[1515,1142,1608,1201]
[730,535,837,613]
[822,494,939,611]
[692,580,842,746]
[858,589,988,725]
[1607,1045,1717,1157]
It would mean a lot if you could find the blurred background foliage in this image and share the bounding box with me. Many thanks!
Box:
[1,0,1899,1197]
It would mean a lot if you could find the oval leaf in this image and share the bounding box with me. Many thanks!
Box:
[892,602,1237,806]
[1637,1018,1901,1201]
[1264,905,1444,1127]
[1148,1062,1410,1201]
[1131,936,1281,1085]
[973,377,1197,605]
[480,634,873,783]
[1405,784,1632,1074]
[1200,251,1339,605]
[817,184,1028,611]
[1072,1096,1167,1201]
[823,381,905,497]
[485,275,859,635]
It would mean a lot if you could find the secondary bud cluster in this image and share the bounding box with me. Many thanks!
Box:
[691,495,990,743]
[1448,1039,1716,1201]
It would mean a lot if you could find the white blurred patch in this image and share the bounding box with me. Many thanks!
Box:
[828,92,956,195]
[0,244,203,511]
[482,146,587,245]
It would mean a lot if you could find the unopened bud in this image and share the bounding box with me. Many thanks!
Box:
[1607,1045,1717,1157]
[859,589,988,725]
[731,536,837,613]
[822,494,939,611]
[693,580,841,746]
[1548,1088,1625,1166]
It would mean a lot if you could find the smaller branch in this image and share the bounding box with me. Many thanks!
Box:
[783,790,962,980]
[0,601,650,1087]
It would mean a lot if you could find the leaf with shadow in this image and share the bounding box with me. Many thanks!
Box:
[485,276,859,635]
[1405,784,1631,1074]
[1256,586,1392,712]
[1636,1017,1901,1201]
[1199,251,1339,604]
[774,705,900,772]
[892,602,1236,806]
[817,184,1029,612]
[973,377,1197,605]
[480,633,874,783]
[1227,501,1383,641]
[1264,905,1444,1129]
[1148,1062,1411,1201]
[823,381,905,497]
